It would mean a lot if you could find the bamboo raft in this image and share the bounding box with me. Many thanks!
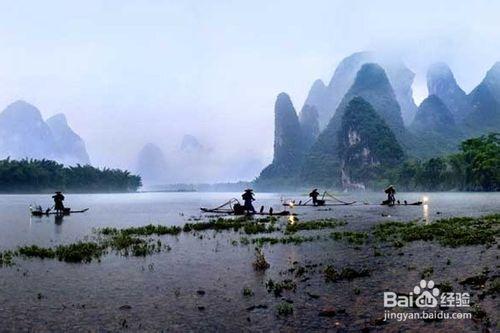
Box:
[282,191,356,207]
[30,207,89,217]
[381,201,423,206]
[200,198,293,216]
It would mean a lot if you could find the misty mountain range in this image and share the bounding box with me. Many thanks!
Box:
[2,51,498,188]
[134,135,263,185]
[0,98,262,185]
[0,100,90,165]
[256,52,500,190]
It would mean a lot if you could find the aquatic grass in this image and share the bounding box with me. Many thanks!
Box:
[330,231,368,245]
[460,268,490,289]
[324,265,370,282]
[437,281,453,293]
[276,302,294,316]
[420,266,434,279]
[242,287,254,296]
[484,278,500,296]
[103,224,182,237]
[0,250,15,267]
[54,242,105,263]
[106,233,160,257]
[183,217,277,234]
[250,235,319,247]
[252,248,270,271]
[243,223,276,235]
[372,214,500,247]
[285,219,346,234]
[183,218,244,232]
[18,242,105,263]
[266,279,297,297]
[18,245,56,259]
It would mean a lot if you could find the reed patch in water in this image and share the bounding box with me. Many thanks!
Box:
[285,219,346,234]
[372,214,499,247]
[330,231,368,245]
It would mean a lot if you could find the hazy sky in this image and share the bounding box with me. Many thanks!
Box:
[0,0,499,180]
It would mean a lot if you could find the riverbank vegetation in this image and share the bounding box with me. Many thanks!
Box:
[0,158,141,193]
[395,133,499,191]
[1,214,498,268]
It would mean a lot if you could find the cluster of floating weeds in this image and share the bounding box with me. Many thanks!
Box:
[324,265,370,282]
[4,214,497,267]
[437,281,453,293]
[18,242,105,263]
[250,235,319,247]
[252,248,270,271]
[242,287,254,296]
[329,231,368,245]
[266,278,297,297]
[101,224,182,237]
[372,214,499,248]
[420,266,434,279]
[285,219,346,234]
[106,233,166,257]
[243,223,277,235]
[0,250,14,267]
[276,302,293,316]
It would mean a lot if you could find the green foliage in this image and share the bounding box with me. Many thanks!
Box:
[324,265,370,282]
[242,286,254,296]
[395,133,499,191]
[338,97,405,187]
[330,231,368,245]
[372,214,499,247]
[0,250,15,266]
[266,279,296,297]
[276,302,294,316]
[18,242,105,263]
[104,224,182,237]
[0,158,141,193]
[285,219,346,234]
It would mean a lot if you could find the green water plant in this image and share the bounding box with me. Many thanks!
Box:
[285,219,346,234]
[372,214,499,248]
[242,287,254,296]
[330,231,368,245]
[324,265,370,282]
[276,302,294,316]
[252,248,270,271]
[0,250,14,267]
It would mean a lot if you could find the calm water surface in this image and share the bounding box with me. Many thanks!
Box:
[0,191,497,249]
[0,192,498,331]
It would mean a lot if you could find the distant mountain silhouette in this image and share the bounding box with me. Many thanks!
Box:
[135,143,169,185]
[427,62,469,122]
[466,62,500,134]
[0,100,90,165]
[46,113,90,165]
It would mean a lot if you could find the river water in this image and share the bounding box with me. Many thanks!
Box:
[0,192,498,331]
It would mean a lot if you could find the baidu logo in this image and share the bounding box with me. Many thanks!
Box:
[384,279,469,308]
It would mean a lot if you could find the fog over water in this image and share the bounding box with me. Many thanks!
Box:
[0,0,499,182]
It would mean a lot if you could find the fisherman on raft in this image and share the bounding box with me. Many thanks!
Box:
[52,191,65,213]
[309,188,320,206]
[241,189,256,214]
[384,185,396,205]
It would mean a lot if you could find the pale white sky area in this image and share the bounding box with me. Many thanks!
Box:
[0,1,499,180]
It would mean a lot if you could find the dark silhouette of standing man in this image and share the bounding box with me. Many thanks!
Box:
[241,189,256,214]
[384,185,396,205]
[52,191,65,214]
[309,189,320,206]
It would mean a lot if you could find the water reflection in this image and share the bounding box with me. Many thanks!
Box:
[54,215,64,233]
[422,195,430,224]
[422,203,430,224]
